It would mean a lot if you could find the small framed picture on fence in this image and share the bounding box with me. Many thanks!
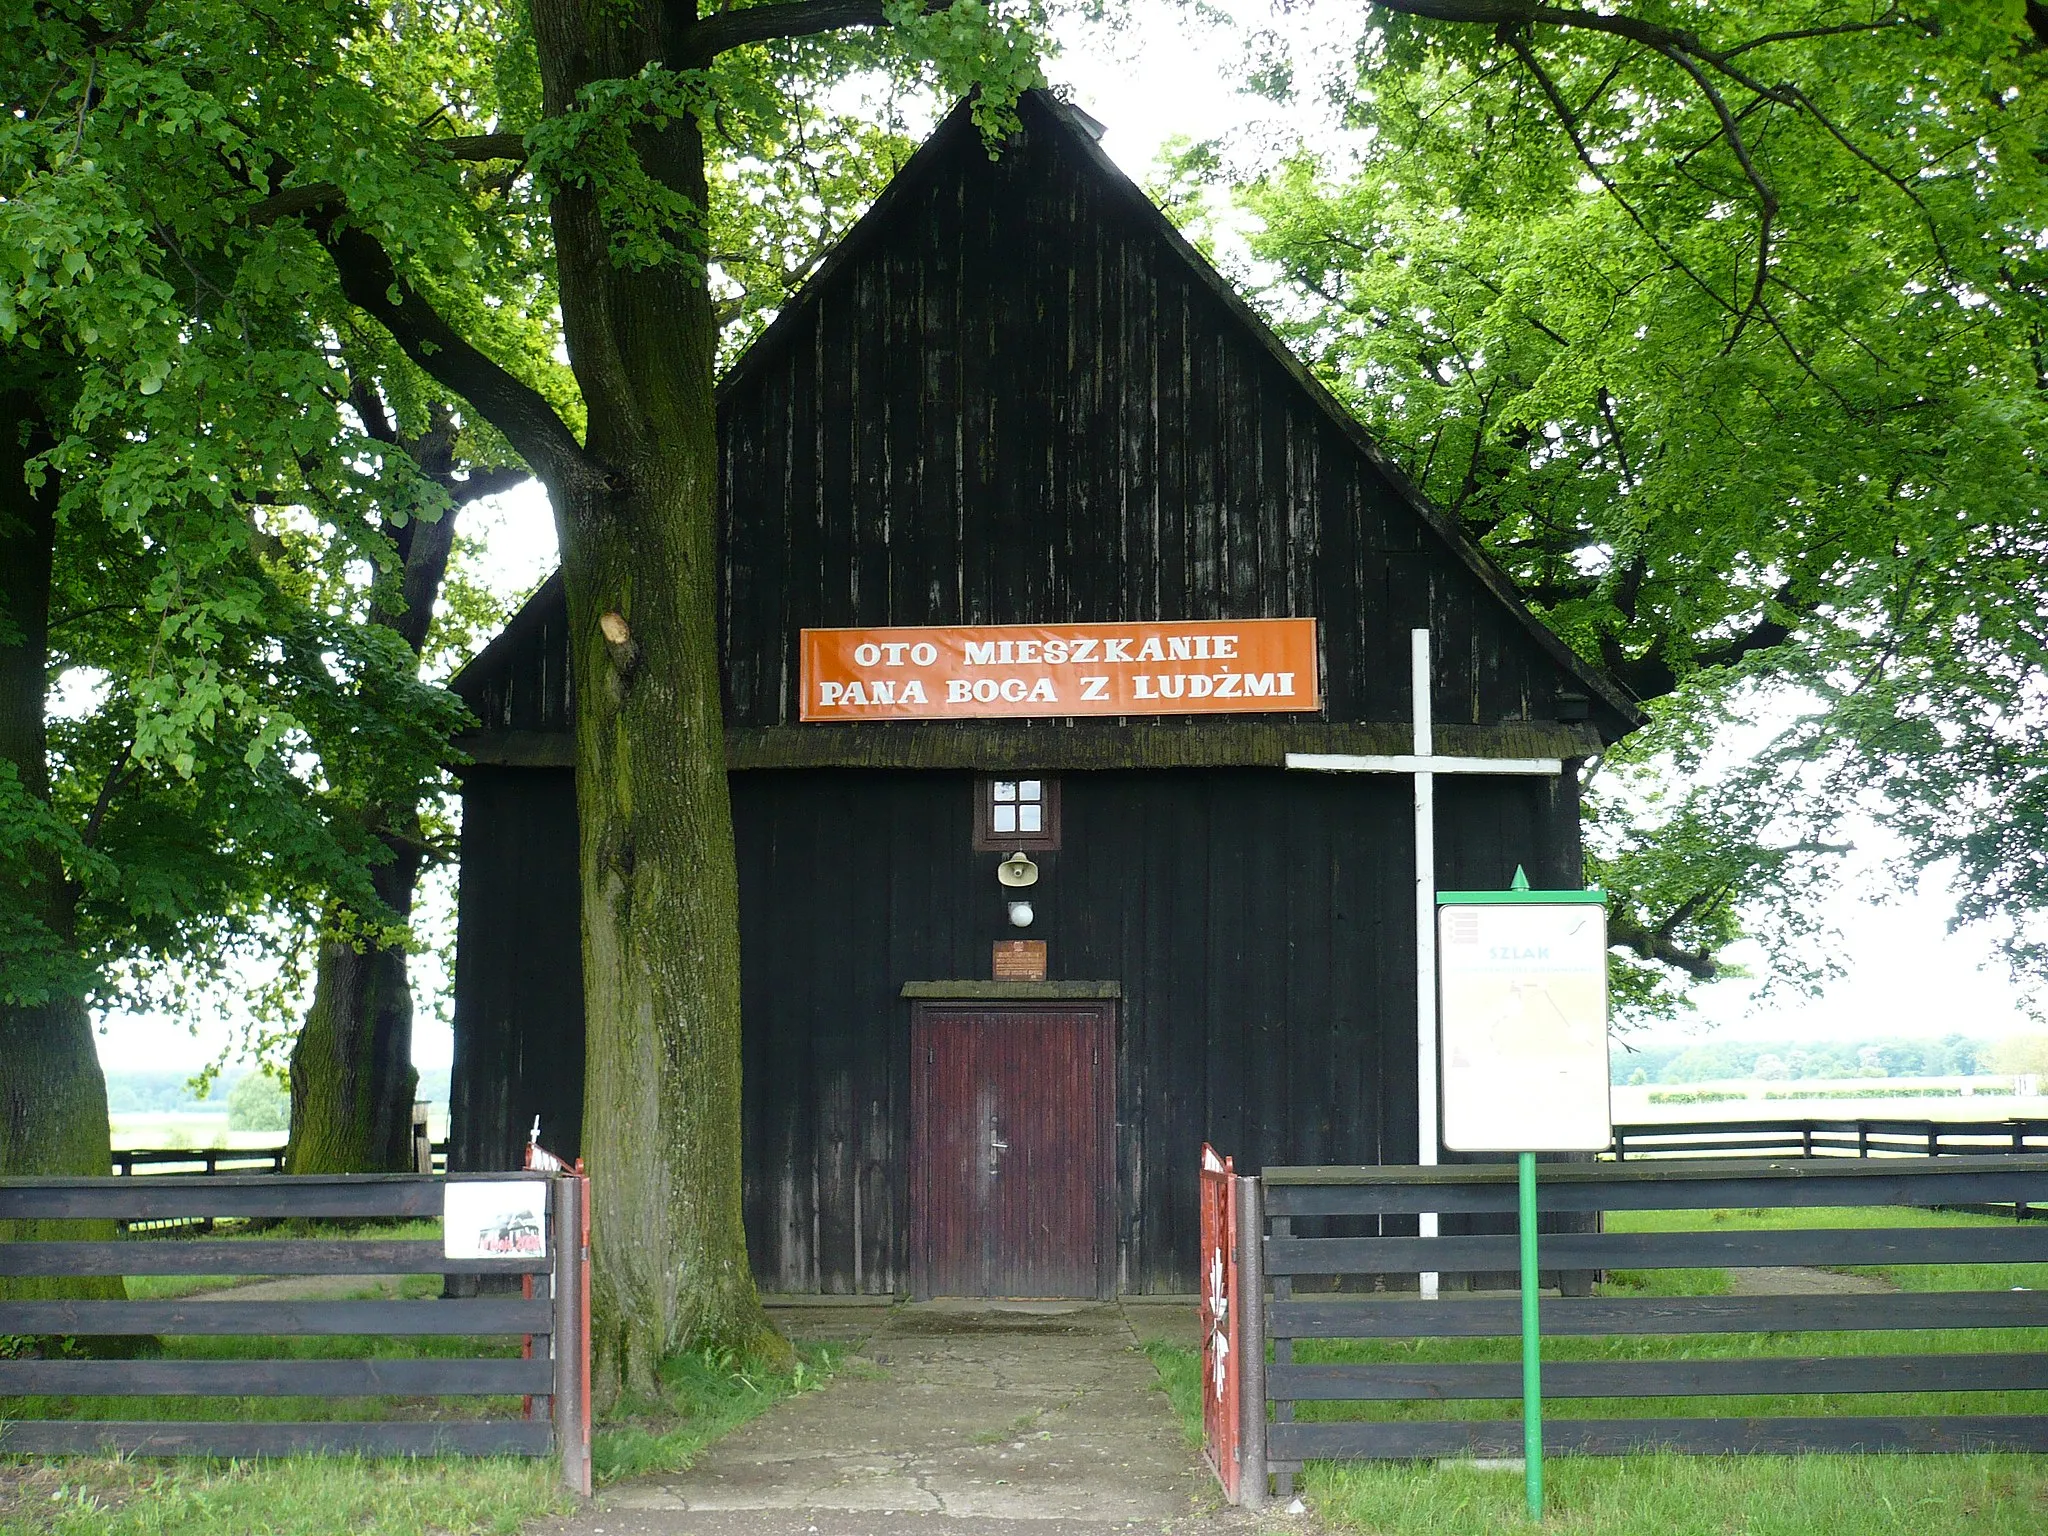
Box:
[443,1179,549,1260]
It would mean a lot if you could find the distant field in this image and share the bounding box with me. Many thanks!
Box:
[107,1113,278,1151]
[1613,1081,2048,1124]
[106,1106,448,1150]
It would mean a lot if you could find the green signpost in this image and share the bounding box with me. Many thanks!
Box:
[1518,1149,1542,1519]
[1437,869,1610,1523]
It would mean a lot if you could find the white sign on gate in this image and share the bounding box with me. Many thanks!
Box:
[443,1179,549,1260]
[1438,897,1611,1153]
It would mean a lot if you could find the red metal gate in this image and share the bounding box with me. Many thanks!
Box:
[1200,1144,1241,1500]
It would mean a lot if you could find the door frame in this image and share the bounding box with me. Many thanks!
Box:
[907,998,1118,1300]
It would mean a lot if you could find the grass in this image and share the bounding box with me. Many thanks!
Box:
[1145,1338,2048,1534]
[0,1456,567,1536]
[116,1219,443,1302]
[1143,1338,1204,1447]
[1306,1454,2048,1534]
[2,1311,843,1535]
[591,1341,841,1482]
[1139,1204,2048,1532]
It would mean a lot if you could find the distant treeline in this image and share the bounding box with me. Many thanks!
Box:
[1611,1036,1997,1088]
[106,1067,452,1114]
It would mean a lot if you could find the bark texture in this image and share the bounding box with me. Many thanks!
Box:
[0,389,123,1305]
[284,835,423,1173]
[532,0,781,1400]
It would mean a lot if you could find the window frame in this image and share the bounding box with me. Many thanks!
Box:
[973,775,1062,851]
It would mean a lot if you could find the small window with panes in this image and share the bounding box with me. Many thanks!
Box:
[974,776,1061,851]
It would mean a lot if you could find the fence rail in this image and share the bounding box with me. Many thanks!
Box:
[1610,1118,2048,1161]
[1212,1155,2048,1502]
[0,1172,589,1491]
[109,1143,451,1177]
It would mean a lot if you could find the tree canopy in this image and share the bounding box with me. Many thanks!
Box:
[1167,0,2048,1011]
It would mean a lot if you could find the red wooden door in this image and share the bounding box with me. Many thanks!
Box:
[910,1004,1114,1299]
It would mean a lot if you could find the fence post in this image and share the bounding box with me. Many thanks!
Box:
[1235,1173,1267,1510]
[551,1170,593,1496]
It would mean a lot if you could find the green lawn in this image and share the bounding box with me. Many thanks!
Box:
[1143,1204,2048,1533]
[114,1219,442,1301]
[3,1290,845,1536]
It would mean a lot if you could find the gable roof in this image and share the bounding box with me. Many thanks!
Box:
[456,90,1640,740]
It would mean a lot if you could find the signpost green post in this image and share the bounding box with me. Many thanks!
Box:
[1518,1149,1542,1521]
[1437,868,1610,1525]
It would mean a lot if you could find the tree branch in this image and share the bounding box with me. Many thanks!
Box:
[1608,908,1725,981]
[247,183,343,224]
[449,464,531,506]
[1370,1,1903,66]
[1503,32,1741,323]
[312,214,589,492]
[1646,41,1775,348]
[434,132,528,163]
[675,0,934,66]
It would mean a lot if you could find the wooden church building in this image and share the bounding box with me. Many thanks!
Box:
[446,89,1639,1300]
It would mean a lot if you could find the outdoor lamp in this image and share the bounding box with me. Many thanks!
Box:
[997,851,1039,928]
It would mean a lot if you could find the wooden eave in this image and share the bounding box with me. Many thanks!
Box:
[452,718,1606,772]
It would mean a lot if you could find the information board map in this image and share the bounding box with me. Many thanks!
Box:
[1438,901,1610,1153]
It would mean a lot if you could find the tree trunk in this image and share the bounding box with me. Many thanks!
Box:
[0,997,126,1303]
[0,388,123,1307]
[283,410,459,1175]
[284,833,423,1173]
[532,0,783,1401]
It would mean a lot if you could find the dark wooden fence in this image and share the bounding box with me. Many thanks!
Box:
[1232,1156,2048,1500]
[1611,1119,2048,1161]
[0,1172,590,1492]
[111,1148,288,1176]
[110,1142,450,1177]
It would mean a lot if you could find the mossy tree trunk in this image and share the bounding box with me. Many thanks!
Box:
[529,0,781,1401]
[0,389,123,1306]
[284,830,424,1173]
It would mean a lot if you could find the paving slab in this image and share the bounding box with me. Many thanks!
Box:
[543,1301,1215,1534]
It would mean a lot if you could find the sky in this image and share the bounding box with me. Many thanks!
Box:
[90,1,2044,1081]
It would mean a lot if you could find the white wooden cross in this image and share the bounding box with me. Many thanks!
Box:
[1287,629,1564,1298]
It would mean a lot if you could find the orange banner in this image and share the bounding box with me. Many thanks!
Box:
[799,619,1320,722]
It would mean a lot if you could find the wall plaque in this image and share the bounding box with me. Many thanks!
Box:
[800,619,1320,721]
[992,940,1048,982]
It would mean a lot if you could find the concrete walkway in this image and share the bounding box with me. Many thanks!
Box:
[540,1300,1234,1536]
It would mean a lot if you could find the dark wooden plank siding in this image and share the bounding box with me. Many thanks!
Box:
[449,764,1582,1294]
[449,768,586,1173]
[713,765,1553,1296]
[708,105,1591,738]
